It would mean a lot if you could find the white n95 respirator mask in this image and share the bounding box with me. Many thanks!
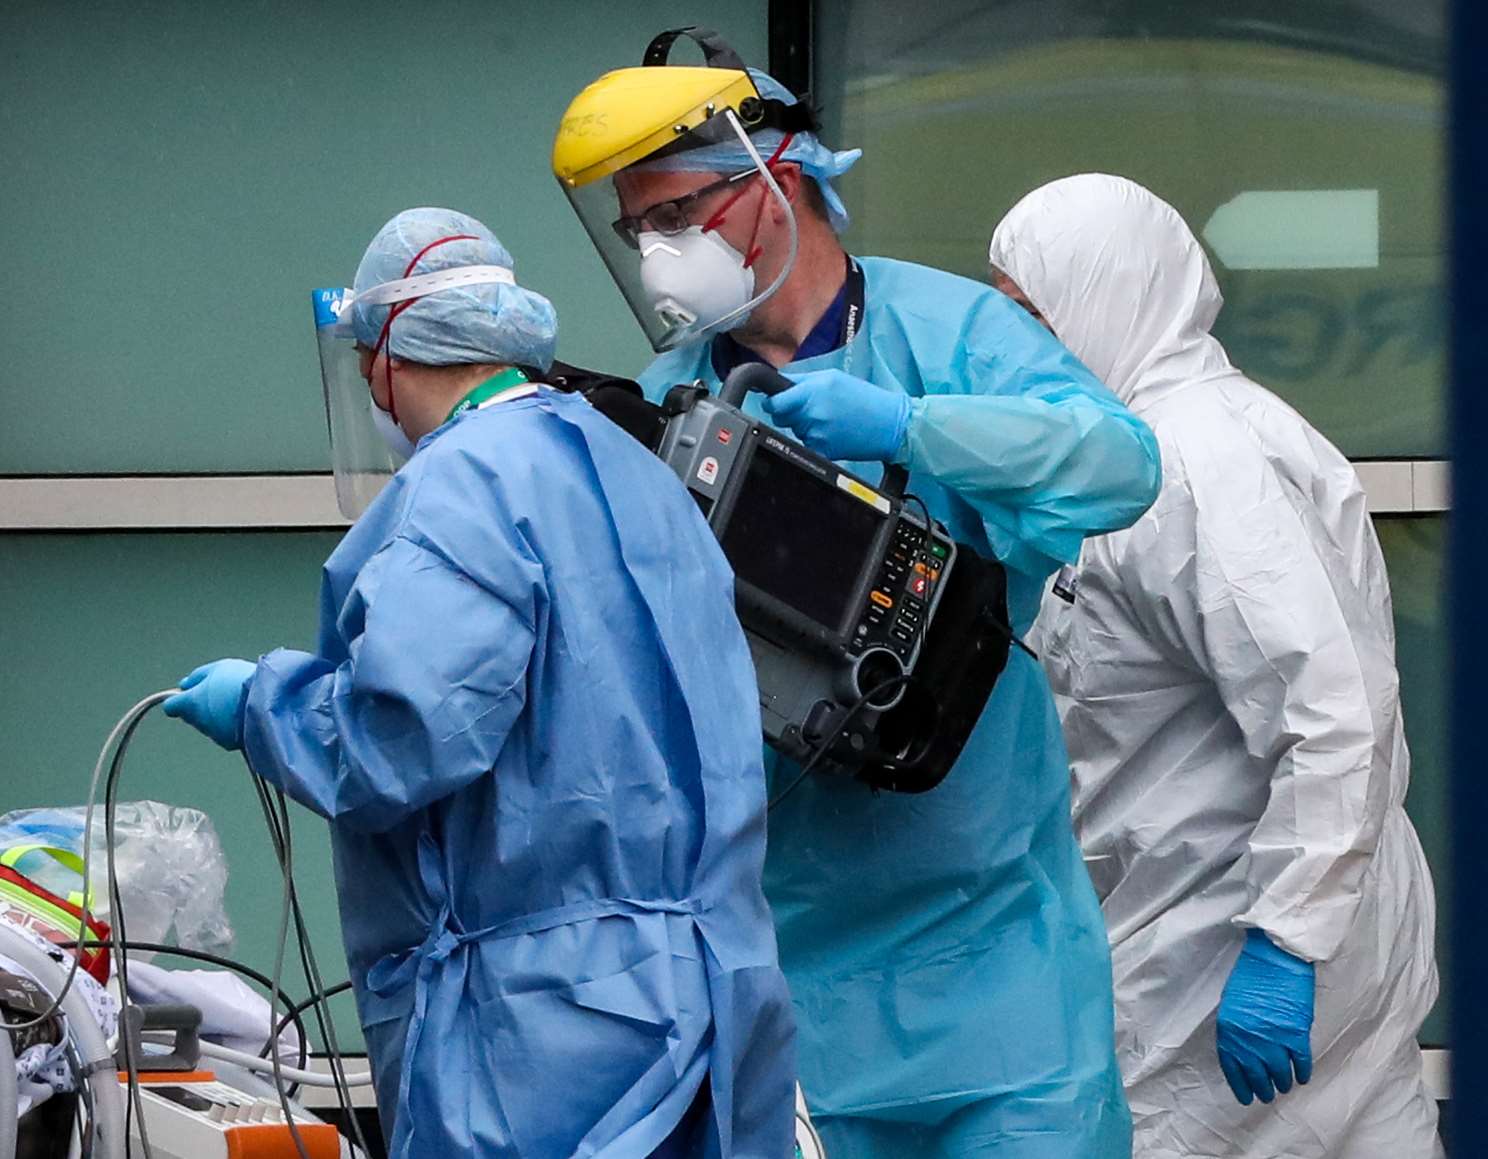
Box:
[368,395,417,462]
[638,227,757,340]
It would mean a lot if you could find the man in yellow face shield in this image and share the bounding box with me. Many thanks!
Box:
[555,28,1163,1159]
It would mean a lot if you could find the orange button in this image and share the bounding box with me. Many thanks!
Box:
[870,590,894,609]
[913,561,928,576]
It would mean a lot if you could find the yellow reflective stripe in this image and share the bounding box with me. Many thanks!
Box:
[0,876,88,928]
[1,843,84,875]
[0,844,90,908]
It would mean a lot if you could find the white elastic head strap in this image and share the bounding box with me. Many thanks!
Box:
[355,264,516,307]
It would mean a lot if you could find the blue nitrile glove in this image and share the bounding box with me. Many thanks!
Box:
[763,369,912,463]
[162,658,257,751]
[1216,928,1316,1106]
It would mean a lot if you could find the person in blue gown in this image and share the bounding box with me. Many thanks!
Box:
[595,65,1162,1156]
[164,207,796,1159]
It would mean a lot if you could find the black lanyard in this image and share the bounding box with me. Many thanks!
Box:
[840,256,865,350]
[710,254,866,380]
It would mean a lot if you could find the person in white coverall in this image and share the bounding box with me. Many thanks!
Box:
[988,173,1443,1159]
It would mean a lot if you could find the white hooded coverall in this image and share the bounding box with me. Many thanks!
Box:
[989,174,1442,1158]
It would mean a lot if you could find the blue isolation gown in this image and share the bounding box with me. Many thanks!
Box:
[640,256,1161,1158]
[241,387,795,1159]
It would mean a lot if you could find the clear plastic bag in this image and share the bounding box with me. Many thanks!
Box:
[0,801,234,955]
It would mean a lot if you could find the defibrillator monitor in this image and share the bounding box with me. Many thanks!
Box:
[550,361,1014,794]
[720,437,901,643]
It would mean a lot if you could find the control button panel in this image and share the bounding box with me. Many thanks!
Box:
[850,514,953,661]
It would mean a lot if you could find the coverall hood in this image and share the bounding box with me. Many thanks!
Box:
[990,172,1233,410]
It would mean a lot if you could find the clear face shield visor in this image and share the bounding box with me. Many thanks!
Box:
[312,265,516,519]
[563,108,799,352]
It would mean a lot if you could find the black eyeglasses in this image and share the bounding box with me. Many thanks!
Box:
[611,169,757,248]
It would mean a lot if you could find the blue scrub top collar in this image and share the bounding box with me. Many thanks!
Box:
[711,256,862,379]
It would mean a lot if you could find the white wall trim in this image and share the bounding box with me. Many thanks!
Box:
[1353,461,1451,514]
[1423,1047,1450,1102]
[0,461,1451,531]
[1412,460,1451,512]
[0,475,349,530]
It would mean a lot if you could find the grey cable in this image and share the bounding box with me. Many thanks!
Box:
[192,1041,371,1087]
[266,819,312,1159]
[104,697,168,1159]
[43,690,369,1157]
[65,1039,97,1159]
[0,925,126,1158]
[249,765,371,1158]
[0,691,169,1034]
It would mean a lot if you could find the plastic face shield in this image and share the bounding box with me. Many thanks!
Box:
[563,109,799,351]
[313,265,517,520]
[314,287,395,520]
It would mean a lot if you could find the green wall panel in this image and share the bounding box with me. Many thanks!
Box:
[1,1,767,475]
[0,531,361,1040]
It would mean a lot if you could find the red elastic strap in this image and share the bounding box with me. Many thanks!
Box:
[702,132,796,250]
[740,134,794,267]
[370,233,479,421]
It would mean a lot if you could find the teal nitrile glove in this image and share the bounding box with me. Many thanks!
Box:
[763,369,912,463]
[162,658,256,751]
[1215,929,1316,1106]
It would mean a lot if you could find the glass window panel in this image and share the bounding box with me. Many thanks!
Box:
[815,0,1445,457]
[1378,515,1449,1045]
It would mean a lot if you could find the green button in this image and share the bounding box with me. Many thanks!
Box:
[931,543,948,559]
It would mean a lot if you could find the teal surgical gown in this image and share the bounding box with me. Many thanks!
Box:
[640,256,1161,1158]
[241,387,796,1159]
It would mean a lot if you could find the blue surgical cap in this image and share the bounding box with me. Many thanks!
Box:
[634,69,862,232]
[352,207,558,371]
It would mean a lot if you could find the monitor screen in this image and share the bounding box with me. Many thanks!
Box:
[720,441,886,635]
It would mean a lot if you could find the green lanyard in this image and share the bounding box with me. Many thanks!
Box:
[445,367,531,423]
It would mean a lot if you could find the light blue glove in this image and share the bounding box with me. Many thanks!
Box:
[162,658,256,751]
[763,369,912,463]
[1216,929,1315,1106]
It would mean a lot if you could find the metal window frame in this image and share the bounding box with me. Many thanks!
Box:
[1452,0,1484,1131]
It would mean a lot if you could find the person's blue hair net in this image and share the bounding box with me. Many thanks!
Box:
[634,69,862,232]
[352,207,559,371]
